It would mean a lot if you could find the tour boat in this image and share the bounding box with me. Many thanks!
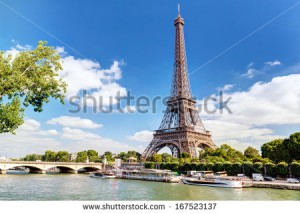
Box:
[182,176,244,188]
[117,169,181,183]
[90,171,116,179]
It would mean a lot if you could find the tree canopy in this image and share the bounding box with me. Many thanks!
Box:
[261,132,300,163]
[0,41,66,134]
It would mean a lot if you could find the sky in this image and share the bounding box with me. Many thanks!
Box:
[0,0,300,158]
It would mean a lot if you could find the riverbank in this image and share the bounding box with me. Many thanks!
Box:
[253,181,300,191]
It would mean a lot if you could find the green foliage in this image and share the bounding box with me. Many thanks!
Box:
[145,162,155,169]
[0,97,24,134]
[231,162,243,175]
[196,163,206,171]
[117,150,140,161]
[0,41,67,133]
[76,151,87,163]
[291,161,300,177]
[42,150,57,162]
[56,151,69,162]
[103,151,114,162]
[201,144,244,163]
[265,163,276,177]
[212,162,224,172]
[276,162,289,177]
[169,162,179,171]
[87,150,99,162]
[261,133,300,163]
[261,139,284,163]
[244,146,260,159]
[243,161,254,177]
[180,152,191,158]
[22,154,42,161]
[205,162,214,171]
[151,154,162,163]
[253,162,263,174]
[165,156,172,163]
[127,150,138,158]
[223,161,233,175]
[161,153,172,162]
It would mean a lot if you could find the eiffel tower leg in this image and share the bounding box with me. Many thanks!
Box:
[180,141,197,158]
[168,145,179,158]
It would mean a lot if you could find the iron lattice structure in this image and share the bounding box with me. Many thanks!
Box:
[141,9,216,160]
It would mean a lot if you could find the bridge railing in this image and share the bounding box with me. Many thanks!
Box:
[0,161,102,165]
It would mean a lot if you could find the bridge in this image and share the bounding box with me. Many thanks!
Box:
[0,161,103,174]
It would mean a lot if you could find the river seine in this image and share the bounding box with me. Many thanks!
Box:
[0,174,299,200]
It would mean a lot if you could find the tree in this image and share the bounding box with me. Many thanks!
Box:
[22,154,42,161]
[76,151,87,162]
[87,150,99,162]
[180,152,191,158]
[276,162,288,177]
[127,150,137,158]
[0,41,67,134]
[261,133,300,163]
[161,153,172,162]
[244,146,260,159]
[103,151,114,162]
[118,152,127,161]
[43,150,57,162]
[56,151,69,162]
[151,154,162,163]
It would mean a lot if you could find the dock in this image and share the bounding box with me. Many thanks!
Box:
[253,181,300,191]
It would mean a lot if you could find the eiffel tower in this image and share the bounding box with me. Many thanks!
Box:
[141,6,216,160]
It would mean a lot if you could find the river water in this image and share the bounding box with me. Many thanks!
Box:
[0,174,299,200]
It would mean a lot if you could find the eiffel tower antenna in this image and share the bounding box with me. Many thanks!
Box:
[141,7,216,160]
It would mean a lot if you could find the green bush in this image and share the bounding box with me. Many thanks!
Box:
[145,162,155,169]
[276,162,288,178]
[206,162,214,171]
[253,162,263,174]
[190,163,198,170]
[169,162,179,172]
[243,161,253,176]
[160,162,166,170]
[231,162,243,175]
[213,162,224,172]
[291,162,300,177]
[196,163,206,171]
[265,163,276,177]
[223,162,233,175]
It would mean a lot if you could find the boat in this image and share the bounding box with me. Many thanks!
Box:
[90,171,116,179]
[117,169,181,183]
[182,176,244,188]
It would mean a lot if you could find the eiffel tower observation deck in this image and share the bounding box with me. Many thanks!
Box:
[141,6,217,160]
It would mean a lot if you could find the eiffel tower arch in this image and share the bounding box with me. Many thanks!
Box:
[141,7,217,160]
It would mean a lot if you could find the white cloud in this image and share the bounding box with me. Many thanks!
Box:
[201,73,300,150]
[127,130,153,143]
[47,116,102,129]
[241,68,258,79]
[58,49,127,107]
[61,127,137,153]
[0,119,61,156]
[218,84,234,91]
[265,60,281,66]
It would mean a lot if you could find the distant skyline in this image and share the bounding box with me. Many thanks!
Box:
[1,0,300,157]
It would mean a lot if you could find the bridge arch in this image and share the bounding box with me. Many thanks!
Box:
[4,165,45,173]
[148,141,181,158]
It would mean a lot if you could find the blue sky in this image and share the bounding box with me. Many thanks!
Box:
[1,0,300,157]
